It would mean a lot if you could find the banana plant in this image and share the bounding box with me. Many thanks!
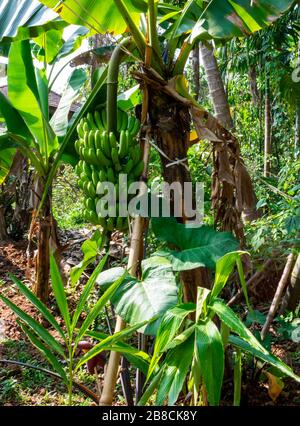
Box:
[0,25,111,300]
[138,251,300,406]
[41,0,296,404]
[0,253,151,405]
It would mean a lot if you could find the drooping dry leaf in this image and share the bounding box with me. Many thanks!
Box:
[266,372,284,402]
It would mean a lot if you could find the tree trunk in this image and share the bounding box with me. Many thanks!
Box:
[0,206,7,240]
[264,74,272,177]
[199,43,258,222]
[192,44,200,101]
[149,91,211,299]
[281,253,300,313]
[11,153,32,238]
[248,65,260,106]
[200,42,233,129]
[27,176,51,302]
[33,190,51,302]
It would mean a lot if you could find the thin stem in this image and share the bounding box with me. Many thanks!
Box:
[173,41,194,75]
[233,349,242,406]
[68,343,73,405]
[107,38,132,135]
[113,0,146,57]
[148,0,164,71]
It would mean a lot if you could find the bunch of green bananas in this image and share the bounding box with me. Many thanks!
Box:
[74,108,144,232]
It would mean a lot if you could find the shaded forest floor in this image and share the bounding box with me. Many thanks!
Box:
[0,237,299,406]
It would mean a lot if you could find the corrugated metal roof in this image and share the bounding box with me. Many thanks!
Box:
[0,0,65,42]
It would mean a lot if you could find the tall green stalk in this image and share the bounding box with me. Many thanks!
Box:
[233,348,242,406]
[107,38,131,135]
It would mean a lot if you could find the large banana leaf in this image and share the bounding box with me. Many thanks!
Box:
[151,217,238,271]
[96,256,179,335]
[39,0,144,35]
[0,0,66,43]
[41,0,295,43]
[166,0,296,41]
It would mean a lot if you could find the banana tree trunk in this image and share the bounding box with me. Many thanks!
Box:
[33,190,51,302]
[281,253,300,313]
[28,176,51,302]
[200,43,233,129]
[148,91,211,298]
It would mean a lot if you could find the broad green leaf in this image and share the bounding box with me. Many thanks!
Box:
[117,85,141,111]
[50,254,71,335]
[147,303,195,381]
[196,286,210,321]
[0,134,16,185]
[95,266,132,290]
[53,26,89,64]
[75,319,149,371]
[40,0,143,35]
[35,68,50,120]
[156,334,194,406]
[75,270,127,346]
[194,320,224,406]
[19,321,68,385]
[210,299,267,352]
[165,0,296,42]
[86,330,151,376]
[71,253,109,330]
[7,40,56,154]
[33,28,64,64]
[210,252,242,301]
[70,229,105,286]
[9,273,65,341]
[138,369,165,406]
[200,0,295,40]
[164,324,196,351]
[97,256,179,335]
[152,217,238,271]
[0,0,66,43]
[50,68,87,137]
[0,91,32,140]
[0,294,65,357]
[229,335,300,383]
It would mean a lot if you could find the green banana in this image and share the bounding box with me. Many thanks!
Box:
[94,130,102,149]
[123,158,134,174]
[91,170,98,187]
[107,167,115,183]
[127,116,135,133]
[75,140,81,155]
[132,160,144,178]
[87,112,97,130]
[109,132,118,149]
[96,149,111,167]
[99,170,107,182]
[87,181,96,198]
[94,110,103,129]
[88,131,95,149]
[101,131,111,158]
[131,118,140,137]
[111,148,122,172]
[118,130,129,159]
